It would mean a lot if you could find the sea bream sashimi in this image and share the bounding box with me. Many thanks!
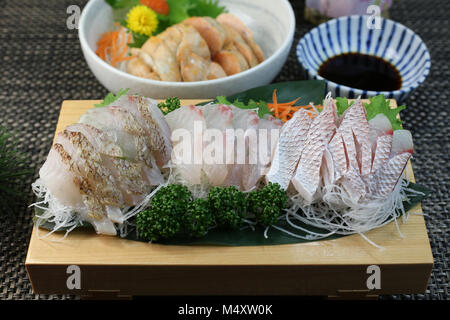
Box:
[266,109,311,190]
[368,130,414,198]
[34,95,172,235]
[291,98,337,203]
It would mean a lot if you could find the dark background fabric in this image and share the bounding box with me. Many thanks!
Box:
[0,0,448,300]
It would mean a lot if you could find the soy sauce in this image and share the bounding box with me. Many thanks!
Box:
[318,53,402,91]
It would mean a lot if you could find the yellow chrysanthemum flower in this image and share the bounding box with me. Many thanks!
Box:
[127,5,158,37]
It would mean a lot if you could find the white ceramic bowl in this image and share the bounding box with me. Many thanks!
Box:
[79,0,295,99]
[297,15,431,102]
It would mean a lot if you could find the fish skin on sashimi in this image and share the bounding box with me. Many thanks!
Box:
[328,100,371,182]
[368,114,394,173]
[370,152,412,198]
[266,108,311,190]
[291,99,337,203]
[371,134,393,173]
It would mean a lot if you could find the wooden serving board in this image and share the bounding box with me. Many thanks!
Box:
[25,100,433,299]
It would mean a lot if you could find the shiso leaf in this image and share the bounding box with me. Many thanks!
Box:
[336,95,406,130]
[187,0,227,18]
[336,97,351,115]
[95,88,130,108]
[364,94,406,131]
[216,96,272,118]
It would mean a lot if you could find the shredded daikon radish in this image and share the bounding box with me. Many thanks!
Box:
[276,170,417,248]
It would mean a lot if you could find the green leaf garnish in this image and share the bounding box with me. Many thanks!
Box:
[336,97,351,115]
[95,88,130,108]
[216,96,272,118]
[335,95,406,130]
[106,0,139,9]
[166,0,194,25]
[187,0,227,18]
[364,94,406,131]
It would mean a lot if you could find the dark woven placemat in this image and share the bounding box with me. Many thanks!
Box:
[0,0,448,300]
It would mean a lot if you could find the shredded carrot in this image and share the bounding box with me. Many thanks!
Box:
[96,24,135,67]
[268,89,323,122]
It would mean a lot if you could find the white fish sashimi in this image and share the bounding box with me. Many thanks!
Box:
[266,109,311,190]
[291,99,337,203]
[368,114,393,145]
[224,106,260,190]
[39,145,84,209]
[66,123,123,157]
[390,129,414,156]
[166,105,206,185]
[79,106,149,162]
[198,104,234,186]
[257,114,283,176]
[110,95,172,167]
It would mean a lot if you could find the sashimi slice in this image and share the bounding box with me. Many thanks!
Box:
[368,114,394,173]
[258,114,283,175]
[340,166,367,202]
[370,130,413,198]
[390,130,414,156]
[370,152,412,198]
[79,106,157,169]
[39,144,84,209]
[226,106,260,191]
[328,100,370,180]
[166,105,206,185]
[55,131,125,207]
[65,123,123,158]
[368,114,393,145]
[291,99,337,203]
[266,109,311,190]
[371,134,393,173]
[109,95,172,167]
[321,146,335,187]
[198,104,234,186]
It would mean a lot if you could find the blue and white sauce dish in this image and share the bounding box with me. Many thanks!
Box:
[297,15,431,101]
